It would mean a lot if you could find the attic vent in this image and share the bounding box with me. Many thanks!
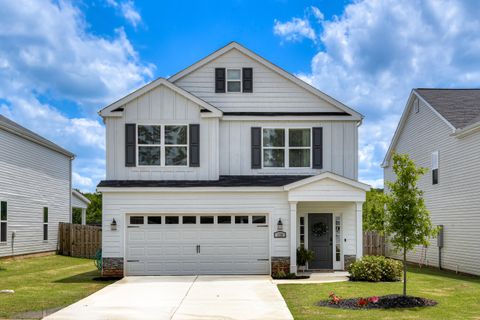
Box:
[414,99,420,113]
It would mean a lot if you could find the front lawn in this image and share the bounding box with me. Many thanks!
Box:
[278,266,480,320]
[0,254,115,318]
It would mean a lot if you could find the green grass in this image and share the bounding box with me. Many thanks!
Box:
[0,254,115,318]
[278,266,480,320]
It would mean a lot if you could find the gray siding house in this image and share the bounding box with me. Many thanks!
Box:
[383,89,480,276]
[0,115,74,257]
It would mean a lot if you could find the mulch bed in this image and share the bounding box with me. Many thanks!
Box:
[318,294,437,310]
[273,275,310,280]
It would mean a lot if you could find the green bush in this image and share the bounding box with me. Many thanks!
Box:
[348,255,402,282]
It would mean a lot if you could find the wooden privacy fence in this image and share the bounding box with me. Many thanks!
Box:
[58,223,102,258]
[363,231,386,256]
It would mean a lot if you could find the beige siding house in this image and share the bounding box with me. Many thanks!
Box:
[98,42,369,277]
[383,89,480,276]
[0,115,74,257]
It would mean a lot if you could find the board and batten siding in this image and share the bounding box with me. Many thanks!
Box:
[174,48,342,112]
[219,120,358,179]
[0,129,71,257]
[105,84,219,180]
[384,98,480,276]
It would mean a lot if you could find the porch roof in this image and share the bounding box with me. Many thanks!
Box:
[284,172,370,202]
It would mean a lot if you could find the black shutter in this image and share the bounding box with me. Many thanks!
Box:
[215,68,226,93]
[243,68,253,93]
[189,124,200,167]
[312,127,323,169]
[251,127,261,169]
[125,123,136,167]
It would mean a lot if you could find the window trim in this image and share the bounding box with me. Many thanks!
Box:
[432,151,439,185]
[136,124,189,167]
[226,68,242,93]
[43,207,48,241]
[261,127,313,169]
[0,201,7,243]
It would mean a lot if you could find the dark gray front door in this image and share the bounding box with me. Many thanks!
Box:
[308,213,333,269]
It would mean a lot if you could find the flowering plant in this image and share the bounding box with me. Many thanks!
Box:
[328,292,342,304]
[369,296,379,304]
[357,297,369,307]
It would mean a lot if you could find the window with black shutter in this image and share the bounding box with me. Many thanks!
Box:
[0,201,6,242]
[242,68,253,92]
[215,68,226,93]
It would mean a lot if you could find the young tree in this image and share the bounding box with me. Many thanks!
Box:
[385,153,438,296]
[363,188,387,234]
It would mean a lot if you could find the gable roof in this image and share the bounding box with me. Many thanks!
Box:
[98,78,222,117]
[0,115,74,158]
[283,171,371,191]
[382,88,480,167]
[415,89,480,129]
[168,41,363,120]
[72,189,91,206]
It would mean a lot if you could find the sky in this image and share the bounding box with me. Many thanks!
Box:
[1,0,480,192]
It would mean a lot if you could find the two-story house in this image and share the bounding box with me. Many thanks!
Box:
[383,89,480,276]
[97,42,369,277]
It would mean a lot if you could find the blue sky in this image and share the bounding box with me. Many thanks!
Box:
[1,0,480,191]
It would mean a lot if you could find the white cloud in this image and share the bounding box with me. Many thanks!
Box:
[106,0,142,28]
[276,0,480,187]
[73,172,94,191]
[0,0,153,191]
[273,18,316,42]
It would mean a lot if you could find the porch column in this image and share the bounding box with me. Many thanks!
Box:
[289,201,297,273]
[81,208,86,225]
[356,201,363,259]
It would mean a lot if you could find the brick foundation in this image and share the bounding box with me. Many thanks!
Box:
[102,257,124,277]
[271,256,290,275]
[344,254,357,270]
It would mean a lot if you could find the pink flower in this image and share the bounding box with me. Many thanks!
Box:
[369,296,379,303]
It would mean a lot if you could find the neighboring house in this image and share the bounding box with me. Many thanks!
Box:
[72,189,91,225]
[0,115,74,257]
[97,42,369,277]
[383,89,480,276]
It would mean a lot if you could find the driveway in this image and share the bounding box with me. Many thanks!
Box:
[45,275,293,320]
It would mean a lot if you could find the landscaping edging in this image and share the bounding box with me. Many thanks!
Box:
[318,294,437,310]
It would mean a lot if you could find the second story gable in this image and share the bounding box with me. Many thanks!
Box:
[99,42,363,181]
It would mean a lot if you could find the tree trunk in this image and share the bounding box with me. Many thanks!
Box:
[403,247,407,296]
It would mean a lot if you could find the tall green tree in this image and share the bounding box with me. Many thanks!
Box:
[363,188,386,234]
[83,192,102,225]
[385,153,438,296]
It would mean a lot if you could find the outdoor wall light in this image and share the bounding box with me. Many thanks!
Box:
[111,218,117,231]
[277,218,283,231]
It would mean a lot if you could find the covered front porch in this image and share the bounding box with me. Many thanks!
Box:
[284,172,370,273]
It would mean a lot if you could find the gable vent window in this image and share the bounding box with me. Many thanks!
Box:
[43,207,48,241]
[432,151,439,185]
[226,69,241,92]
[137,125,188,166]
[262,128,312,168]
[0,201,6,243]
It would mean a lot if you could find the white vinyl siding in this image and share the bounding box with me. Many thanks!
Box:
[0,129,71,257]
[384,98,480,276]
[174,48,346,112]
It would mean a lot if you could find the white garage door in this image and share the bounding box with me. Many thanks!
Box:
[125,214,270,275]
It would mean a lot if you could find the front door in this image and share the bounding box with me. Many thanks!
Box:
[308,213,333,269]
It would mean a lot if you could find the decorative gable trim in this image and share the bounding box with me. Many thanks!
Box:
[98,78,222,118]
[382,90,456,168]
[283,171,370,192]
[168,42,363,120]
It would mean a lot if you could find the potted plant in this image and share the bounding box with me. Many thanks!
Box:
[297,246,314,272]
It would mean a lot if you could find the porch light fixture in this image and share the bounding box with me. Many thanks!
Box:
[111,218,117,231]
[277,218,283,231]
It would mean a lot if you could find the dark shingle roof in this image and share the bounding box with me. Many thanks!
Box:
[415,89,480,129]
[0,115,74,157]
[97,175,312,188]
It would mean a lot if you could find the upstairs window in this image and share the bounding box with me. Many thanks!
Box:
[432,151,439,185]
[262,128,311,168]
[0,201,6,243]
[137,125,188,166]
[226,69,241,92]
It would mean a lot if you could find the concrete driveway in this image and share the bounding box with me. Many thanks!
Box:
[45,275,293,320]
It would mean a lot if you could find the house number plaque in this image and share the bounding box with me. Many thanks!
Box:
[274,231,287,238]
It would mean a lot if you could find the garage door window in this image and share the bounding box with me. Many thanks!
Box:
[252,216,266,224]
[130,216,144,224]
[147,216,162,224]
[165,216,179,224]
[182,216,196,224]
[235,216,249,224]
[218,216,231,224]
[200,216,214,224]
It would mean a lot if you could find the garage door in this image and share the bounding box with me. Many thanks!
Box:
[125,214,270,275]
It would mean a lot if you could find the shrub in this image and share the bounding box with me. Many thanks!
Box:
[348,256,402,282]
